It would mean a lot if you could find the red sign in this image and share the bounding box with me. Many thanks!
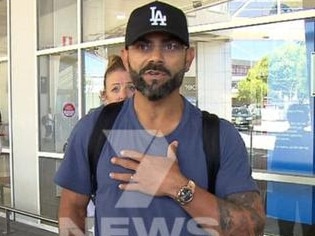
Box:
[63,103,76,118]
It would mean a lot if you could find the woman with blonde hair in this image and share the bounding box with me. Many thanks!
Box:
[100,54,135,104]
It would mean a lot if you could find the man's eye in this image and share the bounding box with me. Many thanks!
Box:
[136,42,150,51]
[164,42,179,51]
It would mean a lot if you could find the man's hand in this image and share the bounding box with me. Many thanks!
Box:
[109,140,187,197]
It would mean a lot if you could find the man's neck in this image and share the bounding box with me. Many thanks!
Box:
[133,91,184,136]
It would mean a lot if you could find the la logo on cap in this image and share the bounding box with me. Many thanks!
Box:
[150,6,167,26]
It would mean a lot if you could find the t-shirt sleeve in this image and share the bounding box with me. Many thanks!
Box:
[54,111,99,196]
[215,119,258,198]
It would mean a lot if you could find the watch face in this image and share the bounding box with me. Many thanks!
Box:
[179,187,193,202]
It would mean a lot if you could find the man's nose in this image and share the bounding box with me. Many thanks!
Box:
[148,45,164,63]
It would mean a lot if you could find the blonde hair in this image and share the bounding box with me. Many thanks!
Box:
[103,55,126,88]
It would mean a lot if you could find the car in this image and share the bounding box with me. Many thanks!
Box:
[231,107,253,130]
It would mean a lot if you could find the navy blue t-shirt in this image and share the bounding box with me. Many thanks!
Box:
[55,97,257,236]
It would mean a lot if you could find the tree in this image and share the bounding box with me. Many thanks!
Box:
[236,57,268,106]
[268,42,307,103]
[236,42,307,105]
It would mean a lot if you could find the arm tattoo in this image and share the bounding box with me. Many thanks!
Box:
[217,191,265,236]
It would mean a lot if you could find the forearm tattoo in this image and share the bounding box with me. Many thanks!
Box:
[218,191,265,236]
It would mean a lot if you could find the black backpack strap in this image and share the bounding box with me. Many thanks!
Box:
[202,111,220,194]
[88,101,124,201]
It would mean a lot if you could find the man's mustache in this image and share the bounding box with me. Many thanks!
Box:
[139,63,171,76]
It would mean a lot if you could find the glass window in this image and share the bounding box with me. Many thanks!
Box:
[82,46,107,113]
[82,44,124,114]
[82,0,106,42]
[0,62,9,149]
[0,0,10,208]
[229,0,303,18]
[186,0,305,28]
[214,20,314,175]
[39,156,61,221]
[214,18,315,234]
[37,0,77,49]
[0,0,7,57]
[38,51,79,153]
[263,180,315,235]
[180,76,198,106]
[0,153,10,206]
[0,0,9,149]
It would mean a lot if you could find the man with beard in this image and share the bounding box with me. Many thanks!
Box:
[55,1,265,236]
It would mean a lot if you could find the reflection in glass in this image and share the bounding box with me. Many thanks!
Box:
[0,0,7,57]
[219,18,315,235]
[267,181,315,236]
[187,0,304,28]
[82,0,130,41]
[82,0,106,42]
[224,20,312,172]
[39,157,61,221]
[82,47,106,113]
[260,179,315,236]
[0,62,9,149]
[38,51,78,153]
[229,0,303,18]
[267,104,314,235]
[269,104,312,174]
[37,0,77,49]
[0,153,10,207]
[82,45,123,114]
[0,0,8,149]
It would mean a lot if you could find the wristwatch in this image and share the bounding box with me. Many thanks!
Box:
[175,180,196,205]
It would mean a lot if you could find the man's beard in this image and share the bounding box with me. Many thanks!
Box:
[129,62,185,101]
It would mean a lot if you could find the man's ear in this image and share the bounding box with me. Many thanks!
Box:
[121,48,129,71]
[184,47,195,72]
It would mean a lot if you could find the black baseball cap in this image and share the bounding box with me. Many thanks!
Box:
[125,1,189,47]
